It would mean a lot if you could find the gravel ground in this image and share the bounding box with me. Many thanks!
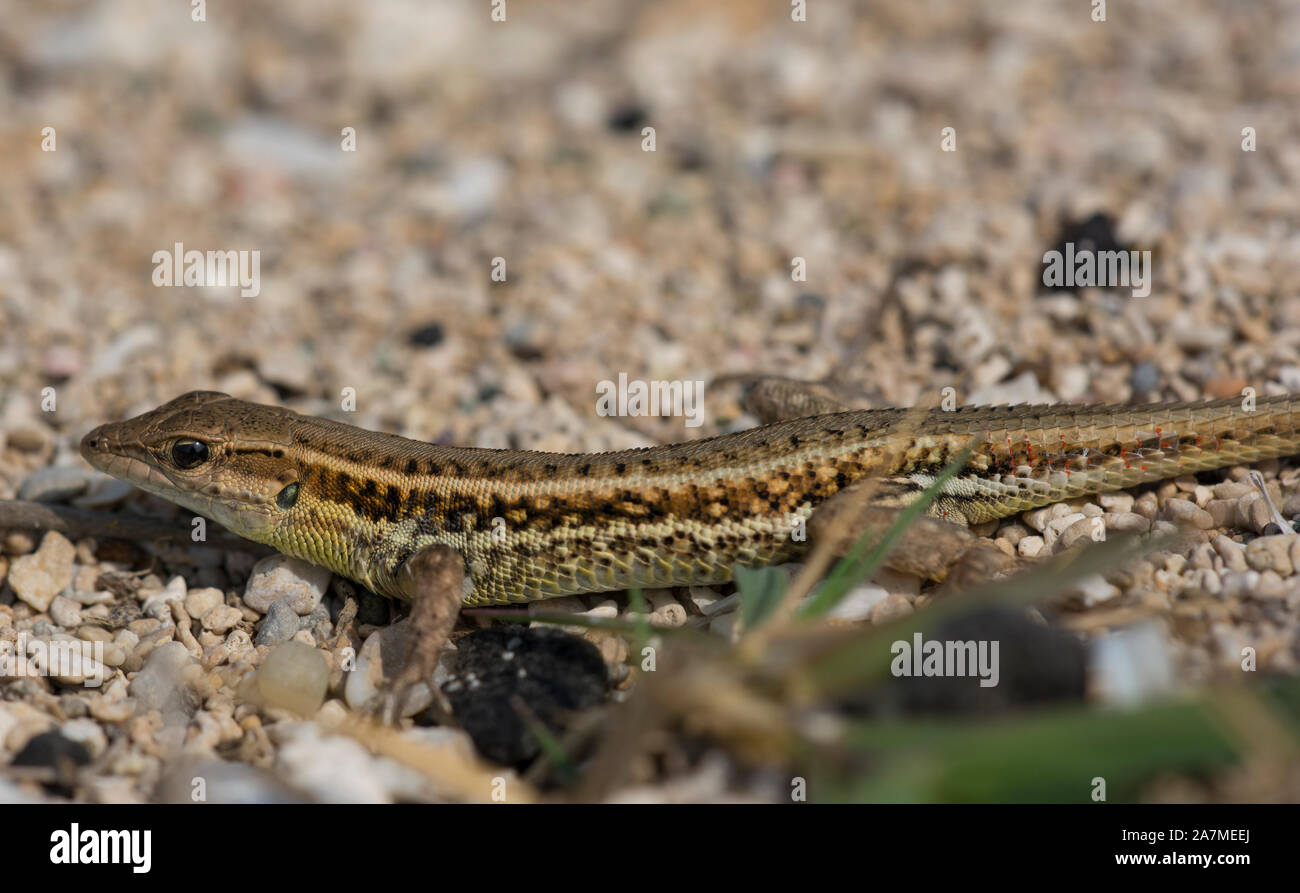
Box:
[3,0,1300,803]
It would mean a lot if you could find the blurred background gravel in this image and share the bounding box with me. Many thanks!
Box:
[3,0,1300,802]
[3,0,1299,457]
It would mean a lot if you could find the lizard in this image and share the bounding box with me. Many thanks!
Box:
[78,383,1300,711]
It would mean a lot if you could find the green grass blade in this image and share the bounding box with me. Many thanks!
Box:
[734,565,789,631]
[815,696,1252,803]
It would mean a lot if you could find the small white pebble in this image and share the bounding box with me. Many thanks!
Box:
[1018,535,1045,558]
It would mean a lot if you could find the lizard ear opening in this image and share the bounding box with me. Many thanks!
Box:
[276,482,300,510]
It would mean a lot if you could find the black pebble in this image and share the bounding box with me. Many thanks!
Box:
[606,103,648,133]
[842,607,1087,718]
[443,627,608,766]
[407,322,445,348]
[1263,522,1283,536]
[1056,211,1124,255]
[355,588,390,628]
[11,731,91,769]
[1043,211,1128,295]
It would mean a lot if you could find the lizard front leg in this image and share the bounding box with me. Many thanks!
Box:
[374,544,466,723]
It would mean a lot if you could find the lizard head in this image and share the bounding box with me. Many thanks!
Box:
[80,390,301,542]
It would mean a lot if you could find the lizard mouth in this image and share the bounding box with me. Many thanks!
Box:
[80,423,208,508]
[81,423,175,496]
[80,422,274,532]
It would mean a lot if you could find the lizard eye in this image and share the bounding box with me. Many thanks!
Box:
[171,439,210,469]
